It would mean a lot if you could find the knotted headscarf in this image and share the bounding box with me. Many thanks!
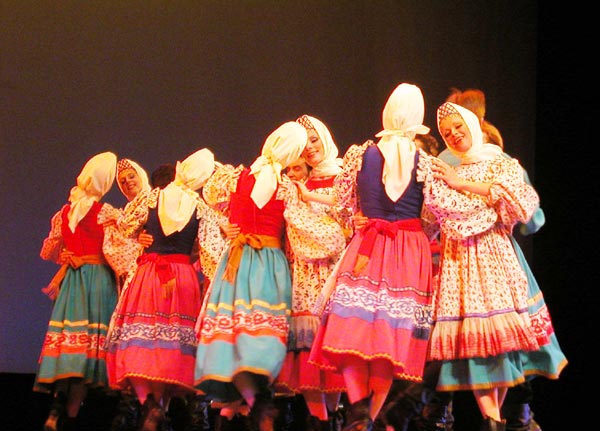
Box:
[67,151,117,233]
[296,115,342,178]
[437,102,502,164]
[249,121,308,209]
[375,83,430,201]
[116,158,151,200]
[158,148,215,236]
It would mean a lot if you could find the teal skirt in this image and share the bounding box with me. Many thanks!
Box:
[436,237,568,391]
[194,244,292,402]
[34,263,117,393]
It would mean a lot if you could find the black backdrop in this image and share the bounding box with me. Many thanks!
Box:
[1,2,591,430]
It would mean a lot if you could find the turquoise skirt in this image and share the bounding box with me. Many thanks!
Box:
[436,237,568,391]
[194,244,292,401]
[34,263,117,393]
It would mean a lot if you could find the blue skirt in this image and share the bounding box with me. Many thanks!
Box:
[436,237,568,391]
[194,244,291,401]
[34,263,117,393]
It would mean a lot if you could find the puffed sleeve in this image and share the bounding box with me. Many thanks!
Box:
[487,157,540,227]
[100,203,143,278]
[421,155,498,240]
[116,189,152,238]
[283,187,346,261]
[334,141,370,211]
[196,198,229,282]
[39,206,67,263]
[518,165,545,236]
[202,164,242,209]
[417,152,441,240]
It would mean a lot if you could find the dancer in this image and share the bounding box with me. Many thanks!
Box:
[102,158,151,291]
[35,151,119,431]
[422,102,567,431]
[106,148,218,431]
[307,83,435,431]
[284,156,311,182]
[276,114,350,431]
[194,121,308,431]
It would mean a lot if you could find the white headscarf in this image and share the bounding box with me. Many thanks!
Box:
[67,151,117,233]
[296,115,342,178]
[375,83,430,201]
[249,121,308,209]
[116,158,151,200]
[437,102,503,164]
[158,148,215,236]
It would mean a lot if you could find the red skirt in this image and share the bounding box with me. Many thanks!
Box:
[308,218,434,381]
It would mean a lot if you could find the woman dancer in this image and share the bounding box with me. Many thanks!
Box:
[423,102,567,431]
[307,83,435,431]
[35,151,119,431]
[106,148,218,431]
[194,121,308,431]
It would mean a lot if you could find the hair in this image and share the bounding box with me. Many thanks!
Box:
[415,133,440,156]
[151,163,176,189]
[446,87,486,120]
[446,87,503,149]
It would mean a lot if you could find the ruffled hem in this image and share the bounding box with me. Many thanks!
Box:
[428,311,540,360]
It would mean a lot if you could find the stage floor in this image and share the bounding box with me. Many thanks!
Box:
[1,372,487,431]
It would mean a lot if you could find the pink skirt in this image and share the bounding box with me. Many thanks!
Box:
[106,254,202,393]
[308,218,434,381]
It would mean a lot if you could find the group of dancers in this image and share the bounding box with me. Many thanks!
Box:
[33,82,567,431]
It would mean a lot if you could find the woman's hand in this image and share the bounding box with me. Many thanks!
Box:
[294,180,309,202]
[220,222,240,240]
[432,158,462,189]
[352,212,368,230]
[58,249,74,264]
[138,230,154,248]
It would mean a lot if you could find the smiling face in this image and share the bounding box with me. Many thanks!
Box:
[301,128,325,167]
[439,114,472,153]
[117,168,143,201]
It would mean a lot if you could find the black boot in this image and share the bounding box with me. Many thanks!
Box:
[418,392,454,431]
[273,396,295,431]
[480,417,506,431]
[44,391,67,431]
[140,394,166,431]
[250,390,279,431]
[328,407,346,431]
[111,391,142,431]
[185,394,210,431]
[501,403,541,431]
[62,417,79,431]
[214,414,236,431]
[306,414,332,431]
[342,394,373,431]
[381,389,424,431]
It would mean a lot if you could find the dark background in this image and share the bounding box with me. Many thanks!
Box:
[0,2,591,430]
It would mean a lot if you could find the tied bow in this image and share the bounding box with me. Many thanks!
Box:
[222,233,281,283]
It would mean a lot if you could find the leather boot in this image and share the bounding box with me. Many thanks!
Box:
[214,415,236,431]
[250,390,279,431]
[62,417,79,431]
[342,394,373,431]
[111,391,142,431]
[419,392,454,431]
[185,394,210,431]
[273,396,295,431]
[306,414,333,431]
[329,408,346,431]
[480,417,506,431]
[381,390,424,431]
[501,403,541,431]
[44,391,67,431]
[140,394,166,431]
